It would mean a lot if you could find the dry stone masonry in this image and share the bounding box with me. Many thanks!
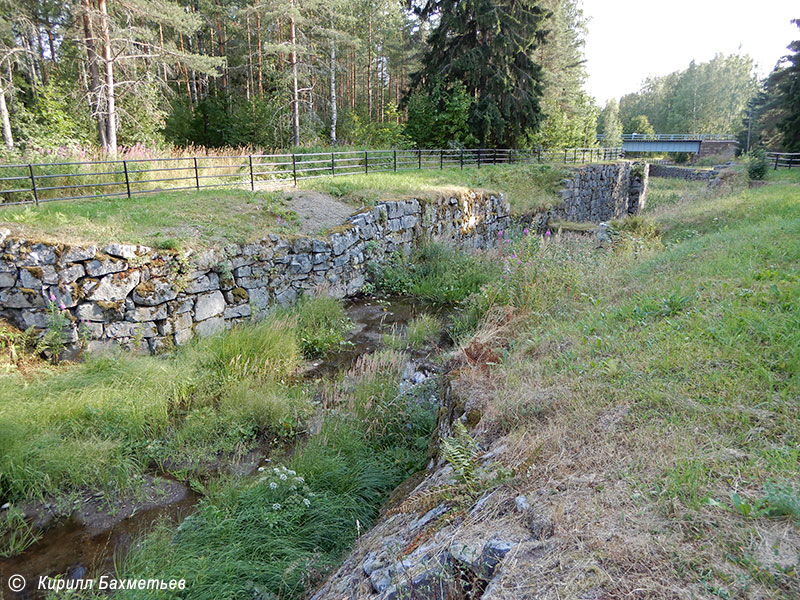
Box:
[554,161,649,222]
[0,191,509,354]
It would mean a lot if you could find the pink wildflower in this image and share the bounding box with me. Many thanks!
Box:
[545,229,551,238]
[523,228,529,236]
[48,291,56,302]
[59,301,67,311]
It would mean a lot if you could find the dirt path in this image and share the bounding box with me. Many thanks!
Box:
[254,182,357,234]
[284,190,357,234]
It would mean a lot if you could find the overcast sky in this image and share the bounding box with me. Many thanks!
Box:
[583,0,799,104]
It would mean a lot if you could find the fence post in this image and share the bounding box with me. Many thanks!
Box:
[28,164,38,206]
[477,149,481,168]
[292,154,297,186]
[789,156,794,170]
[418,149,422,170]
[249,155,254,191]
[123,160,131,198]
[193,157,200,189]
[564,149,568,163]
[331,152,335,176]
[440,149,444,170]
[460,149,464,169]
[393,149,397,172]
[774,154,779,170]
[365,150,369,174]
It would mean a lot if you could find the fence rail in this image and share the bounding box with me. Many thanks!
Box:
[0,146,624,208]
[767,152,800,169]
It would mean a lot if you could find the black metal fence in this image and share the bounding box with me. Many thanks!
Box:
[767,152,800,169]
[0,146,624,208]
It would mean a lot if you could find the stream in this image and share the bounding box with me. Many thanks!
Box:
[1,295,447,600]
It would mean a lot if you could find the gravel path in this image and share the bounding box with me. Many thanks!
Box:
[281,190,357,234]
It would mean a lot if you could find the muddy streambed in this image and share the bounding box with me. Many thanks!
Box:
[1,295,449,600]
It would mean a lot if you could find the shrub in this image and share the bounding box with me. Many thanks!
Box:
[747,149,768,180]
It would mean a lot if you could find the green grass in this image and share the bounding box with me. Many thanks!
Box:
[474,168,800,596]
[370,242,501,305]
[0,296,350,509]
[643,177,707,212]
[384,313,442,350]
[300,163,567,215]
[114,349,435,600]
[0,188,300,249]
[292,294,352,358]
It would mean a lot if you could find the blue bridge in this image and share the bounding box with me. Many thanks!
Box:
[598,134,738,156]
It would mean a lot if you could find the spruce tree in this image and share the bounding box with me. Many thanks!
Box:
[408,0,550,148]
[777,20,800,151]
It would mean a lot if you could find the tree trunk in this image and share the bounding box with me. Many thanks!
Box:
[330,19,337,145]
[367,7,372,118]
[255,12,263,96]
[98,0,116,154]
[214,0,227,94]
[179,33,194,109]
[246,14,254,103]
[81,0,108,148]
[0,84,13,150]
[289,0,300,147]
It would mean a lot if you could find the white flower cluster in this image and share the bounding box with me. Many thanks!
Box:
[256,464,314,511]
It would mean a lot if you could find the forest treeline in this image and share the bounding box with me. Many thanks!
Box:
[0,0,596,154]
[0,1,797,156]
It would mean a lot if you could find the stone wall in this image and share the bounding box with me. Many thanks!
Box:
[649,164,713,181]
[554,161,649,223]
[0,191,509,354]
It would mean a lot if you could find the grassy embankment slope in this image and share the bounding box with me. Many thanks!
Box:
[456,170,799,597]
[336,169,798,597]
[0,162,565,250]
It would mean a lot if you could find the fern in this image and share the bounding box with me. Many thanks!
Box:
[441,421,480,490]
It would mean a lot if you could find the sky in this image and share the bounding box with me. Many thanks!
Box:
[583,0,799,105]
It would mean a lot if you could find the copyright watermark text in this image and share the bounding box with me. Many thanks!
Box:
[6,574,186,593]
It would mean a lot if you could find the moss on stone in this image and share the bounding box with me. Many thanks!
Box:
[231,287,249,303]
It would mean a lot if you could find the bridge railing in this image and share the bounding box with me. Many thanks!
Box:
[0,146,624,208]
[767,152,800,169]
[597,134,737,142]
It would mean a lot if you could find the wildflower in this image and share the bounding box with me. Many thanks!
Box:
[523,228,529,236]
[269,481,278,489]
[545,230,551,238]
[49,291,56,302]
[258,466,265,472]
[279,473,287,480]
[303,498,311,507]
[272,503,281,510]
[59,301,66,311]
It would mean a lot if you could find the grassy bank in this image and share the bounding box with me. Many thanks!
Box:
[0,188,300,249]
[299,162,566,215]
[0,295,351,510]
[115,350,435,600]
[446,170,799,597]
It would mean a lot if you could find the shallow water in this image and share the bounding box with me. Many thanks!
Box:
[0,294,445,600]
